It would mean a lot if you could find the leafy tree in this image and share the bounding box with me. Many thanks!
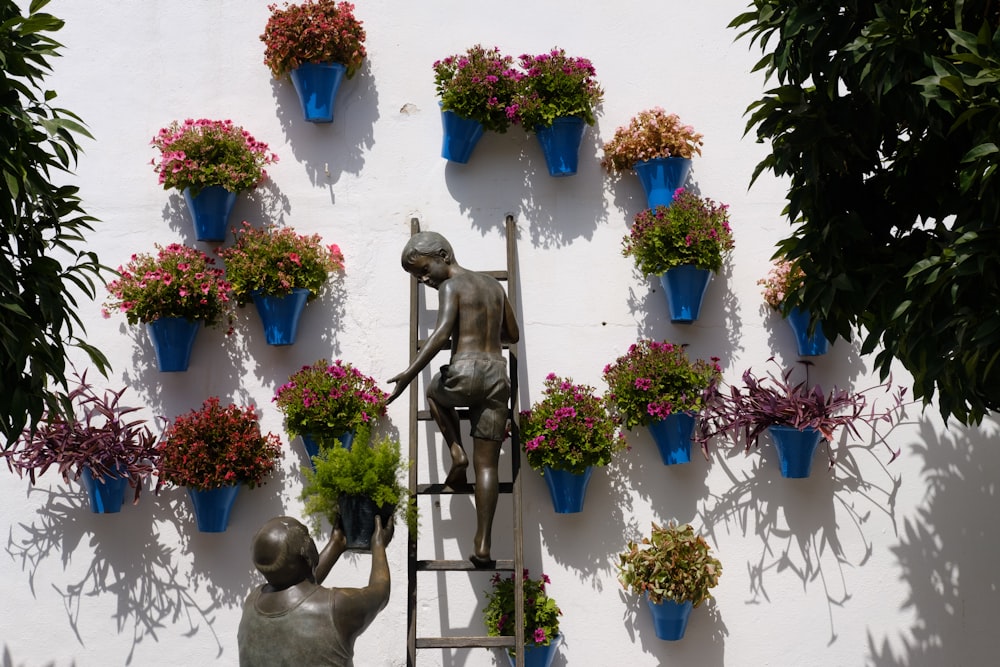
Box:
[1,0,108,447]
[732,0,1000,424]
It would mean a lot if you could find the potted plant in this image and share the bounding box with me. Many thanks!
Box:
[261,0,367,123]
[602,339,721,465]
[520,373,625,513]
[151,118,278,241]
[103,243,233,372]
[697,361,907,478]
[759,256,830,356]
[616,521,722,641]
[601,108,704,208]
[1,370,158,513]
[300,427,411,550]
[273,358,389,463]
[483,570,563,667]
[217,221,345,345]
[156,397,283,531]
[432,44,521,163]
[513,48,603,177]
[621,189,734,323]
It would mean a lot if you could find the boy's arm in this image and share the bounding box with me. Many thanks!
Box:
[387,282,458,403]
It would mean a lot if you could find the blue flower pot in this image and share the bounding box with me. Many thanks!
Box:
[542,465,593,513]
[80,466,128,514]
[146,317,201,372]
[182,186,237,242]
[289,62,347,123]
[786,307,830,357]
[535,116,586,177]
[187,485,240,532]
[646,594,694,641]
[505,633,563,667]
[440,109,485,163]
[300,430,356,467]
[339,495,395,551]
[768,425,823,478]
[659,265,712,323]
[647,413,695,465]
[633,157,692,208]
[252,288,310,346]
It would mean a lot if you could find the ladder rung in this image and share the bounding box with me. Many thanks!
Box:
[416,482,514,495]
[416,559,514,572]
[416,636,515,649]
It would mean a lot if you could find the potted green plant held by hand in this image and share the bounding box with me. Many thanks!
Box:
[601,107,703,208]
[513,48,603,176]
[603,339,721,465]
[156,397,283,531]
[301,427,412,550]
[273,358,389,463]
[520,373,625,513]
[484,570,563,667]
[1,370,159,513]
[616,521,721,641]
[697,361,907,478]
[217,222,345,345]
[433,44,522,163]
[103,243,234,372]
[151,118,278,241]
[759,256,830,356]
[622,189,734,323]
[261,0,367,123]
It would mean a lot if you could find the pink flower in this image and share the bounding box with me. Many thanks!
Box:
[533,628,546,644]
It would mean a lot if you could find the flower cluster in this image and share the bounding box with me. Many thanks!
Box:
[483,570,562,654]
[603,339,722,429]
[274,359,388,442]
[104,243,233,328]
[261,0,366,78]
[519,373,625,474]
[217,222,345,306]
[622,189,734,275]
[601,107,704,173]
[758,257,805,310]
[151,119,278,194]
[433,45,522,133]
[513,48,603,129]
[156,397,282,491]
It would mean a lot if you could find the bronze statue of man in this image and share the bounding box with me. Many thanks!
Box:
[387,231,519,566]
[237,515,393,666]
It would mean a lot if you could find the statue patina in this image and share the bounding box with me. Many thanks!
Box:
[237,515,393,667]
[387,231,519,567]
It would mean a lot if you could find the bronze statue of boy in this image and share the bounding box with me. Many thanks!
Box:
[387,231,519,566]
[237,515,393,666]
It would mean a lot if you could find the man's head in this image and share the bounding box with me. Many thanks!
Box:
[401,231,455,288]
[251,516,320,588]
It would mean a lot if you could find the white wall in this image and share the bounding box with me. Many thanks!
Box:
[3,1,998,665]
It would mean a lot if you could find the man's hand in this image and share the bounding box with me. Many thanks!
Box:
[372,515,395,549]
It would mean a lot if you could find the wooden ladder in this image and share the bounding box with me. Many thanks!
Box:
[405,216,526,666]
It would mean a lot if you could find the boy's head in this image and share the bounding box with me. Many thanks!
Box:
[401,231,454,269]
[251,516,320,588]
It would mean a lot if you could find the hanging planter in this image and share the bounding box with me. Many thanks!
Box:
[146,317,201,372]
[289,62,347,123]
[542,466,593,514]
[786,307,830,357]
[252,288,310,346]
[440,109,485,163]
[300,429,356,467]
[646,412,695,465]
[182,186,237,242]
[633,157,692,208]
[505,633,564,667]
[645,595,694,641]
[659,265,713,324]
[187,484,241,532]
[79,465,129,514]
[338,494,396,551]
[768,425,823,478]
[484,571,563,667]
[760,258,830,356]
[534,116,586,177]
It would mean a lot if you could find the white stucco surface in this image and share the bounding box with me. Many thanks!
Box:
[2,1,998,665]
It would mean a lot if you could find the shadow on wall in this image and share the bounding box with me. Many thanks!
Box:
[1,646,73,667]
[618,593,727,667]
[699,424,905,646]
[865,418,1000,666]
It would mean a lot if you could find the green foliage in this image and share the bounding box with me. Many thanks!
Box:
[433,45,521,133]
[300,428,411,534]
[732,0,1000,424]
[483,570,562,653]
[616,521,722,607]
[0,0,110,447]
[513,48,603,129]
